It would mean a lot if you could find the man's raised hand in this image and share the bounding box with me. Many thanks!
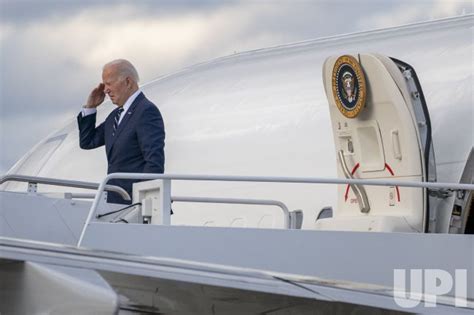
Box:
[85,83,105,108]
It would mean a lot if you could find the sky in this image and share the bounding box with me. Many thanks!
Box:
[0,0,472,174]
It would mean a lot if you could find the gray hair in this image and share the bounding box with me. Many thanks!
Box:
[103,59,140,83]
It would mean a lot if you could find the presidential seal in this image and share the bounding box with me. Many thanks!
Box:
[332,55,367,118]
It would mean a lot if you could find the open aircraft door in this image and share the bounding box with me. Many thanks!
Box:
[316,54,436,233]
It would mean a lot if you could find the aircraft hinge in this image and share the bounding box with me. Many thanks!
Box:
[402,69,412,80]
[411,91,420,100]
[428,188,453,199]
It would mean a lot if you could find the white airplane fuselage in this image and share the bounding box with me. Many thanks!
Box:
[3,15,472,230]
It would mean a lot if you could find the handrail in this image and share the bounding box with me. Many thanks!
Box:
[171,196,290,228]
[0,174,131,201]
[84,173,474,190]
[64,193,96,199]
[77,172,474,246]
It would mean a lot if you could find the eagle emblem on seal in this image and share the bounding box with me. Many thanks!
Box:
[332,55,367,118]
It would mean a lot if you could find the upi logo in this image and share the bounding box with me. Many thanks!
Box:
[393,269,467,308]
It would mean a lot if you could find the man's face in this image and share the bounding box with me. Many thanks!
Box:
[102,66,129,107]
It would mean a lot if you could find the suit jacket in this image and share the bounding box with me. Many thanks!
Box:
[77,92,165,204]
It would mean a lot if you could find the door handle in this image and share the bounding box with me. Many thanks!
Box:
[338,150,371,213]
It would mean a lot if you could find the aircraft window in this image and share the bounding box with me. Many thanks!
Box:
[1,134,66,191]
[317,207,333,220]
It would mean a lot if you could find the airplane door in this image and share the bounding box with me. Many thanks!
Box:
[317,54,435,233]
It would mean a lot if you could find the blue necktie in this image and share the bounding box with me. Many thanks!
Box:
[113,108,124,136]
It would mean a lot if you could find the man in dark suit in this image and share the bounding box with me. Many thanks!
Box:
[78,59,165,204]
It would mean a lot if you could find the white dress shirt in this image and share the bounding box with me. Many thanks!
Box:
[82,89,142,126]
